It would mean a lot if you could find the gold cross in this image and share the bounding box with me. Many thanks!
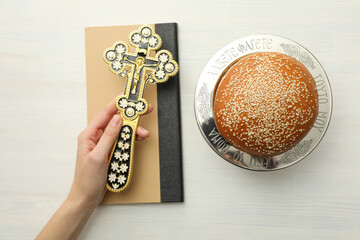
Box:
[103,25,178,192]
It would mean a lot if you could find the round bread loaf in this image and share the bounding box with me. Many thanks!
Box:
[213,52,318,157]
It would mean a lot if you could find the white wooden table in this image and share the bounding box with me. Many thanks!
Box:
[1,0,359,239]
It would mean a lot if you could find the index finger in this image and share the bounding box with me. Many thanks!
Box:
[88,95,154,131]
[88,96,119,131]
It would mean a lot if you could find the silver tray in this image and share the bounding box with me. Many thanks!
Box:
[194,35,333,171]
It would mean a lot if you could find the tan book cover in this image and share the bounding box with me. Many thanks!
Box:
[85,23,183,204]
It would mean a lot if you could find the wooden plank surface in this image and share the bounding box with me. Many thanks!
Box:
[0,0,359,239]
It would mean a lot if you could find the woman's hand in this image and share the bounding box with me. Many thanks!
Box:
[68,96,152,209]
[36,96,152,240]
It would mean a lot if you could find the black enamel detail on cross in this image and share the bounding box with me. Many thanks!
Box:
[106,125,133,190]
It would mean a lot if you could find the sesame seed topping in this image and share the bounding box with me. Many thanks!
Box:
[213,52,319,157]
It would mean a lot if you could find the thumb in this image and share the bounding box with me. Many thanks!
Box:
[92,114,122,159]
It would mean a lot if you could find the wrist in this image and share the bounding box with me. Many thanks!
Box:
[65,191,97,214]
[36,192,96,240]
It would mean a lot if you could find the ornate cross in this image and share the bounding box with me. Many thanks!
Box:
[103,25,178,192]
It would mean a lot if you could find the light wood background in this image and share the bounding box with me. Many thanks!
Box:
[1,0,359,239]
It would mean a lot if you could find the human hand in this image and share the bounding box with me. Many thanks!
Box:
[68,96,153,209]
[36,96,153,240]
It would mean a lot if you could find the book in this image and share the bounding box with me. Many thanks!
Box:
[85,23,183,204]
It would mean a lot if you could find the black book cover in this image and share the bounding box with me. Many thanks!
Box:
[155,23,183,202]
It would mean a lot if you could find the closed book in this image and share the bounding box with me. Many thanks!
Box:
[85,23,183,204]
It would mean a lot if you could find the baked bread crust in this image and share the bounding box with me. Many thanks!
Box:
[213,52,318,157]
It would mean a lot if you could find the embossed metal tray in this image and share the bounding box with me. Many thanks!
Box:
[194,35,332,170]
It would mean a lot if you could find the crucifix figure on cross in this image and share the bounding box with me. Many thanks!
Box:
[103,25,179,192]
